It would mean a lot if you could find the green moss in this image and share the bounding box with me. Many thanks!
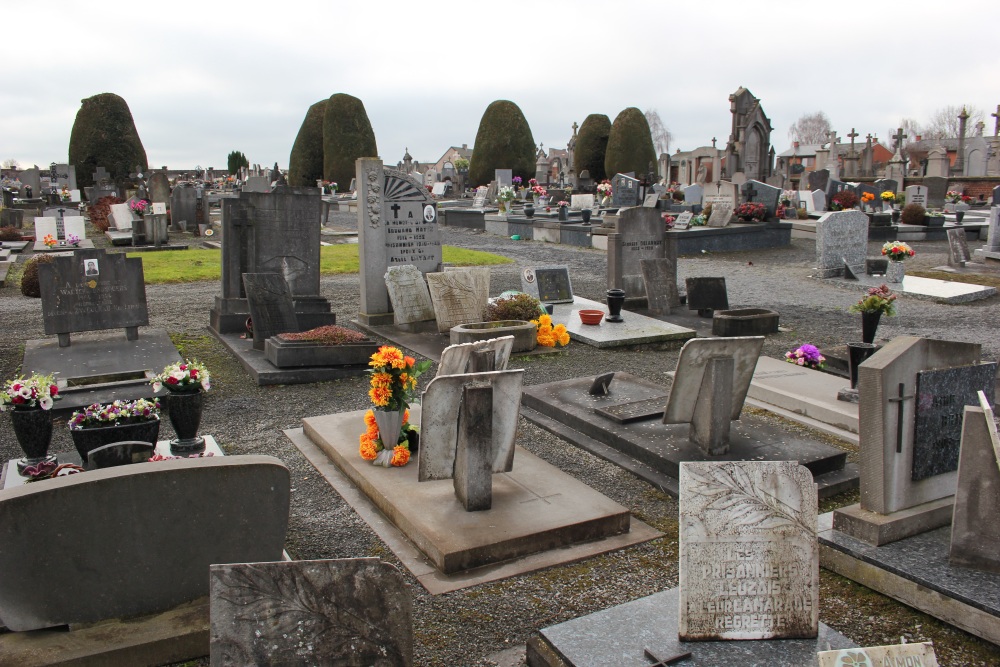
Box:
[468,100,536,187]
[604,107,656,179]
[322,93,377,189]
[288,99,328,187]
[574,114,611,182]
[68,93,148,190]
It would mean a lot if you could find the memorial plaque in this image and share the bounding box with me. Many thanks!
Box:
[707,202,734,227]
[818,641,939,667]
[243,273,299,351]
[38,249,149,336]
[911,363,996,481]
[679,461,818,641]
[642,194,659,207]
[521,266,573,304]
[384,265,436,325]
[674,211,693,230]
[426,269,489,333]
[151,202,167,215]
[611,173,640,207]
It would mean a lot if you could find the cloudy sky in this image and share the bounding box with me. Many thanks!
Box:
[2,0,995,172]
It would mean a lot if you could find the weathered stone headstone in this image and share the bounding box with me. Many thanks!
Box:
[947,228,971,267]
[683,184,703,206]
[109,203,134,231]
[521,266,573,304]
[740,180,781,219]
[147,172,170,203]
[807,169,830,194]
[607,207,666,299]
[384,265,436,325]
[570,194,595,209]
[211,186,334,335]
[210,558,413,667]
[242,273,299,351]
[425,268,489,332]
[357,159,441,326]
[38,249,148,347]
[815,211,868,278]
[674,211,694,229]
[679,460,818,640]
[818,641,939,667]
[923,176,948,209]
[642,194,659,207]
[472,186,488,209]
[611,173,640,207]
[707,202,734,227]
[438,336,513,376]
[640,258,679,315]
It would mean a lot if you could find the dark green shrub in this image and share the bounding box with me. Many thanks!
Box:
[288,99,328,187]
[468,100,536,187]
[900,203,926,225]
[322,94,377,189]
[0,226,21,241]
[486,293,544,322]
[69,93,147,190]
[227,151,249,175]
[21,254,55,298]
[574,114,611,183]
[604,107,656,179]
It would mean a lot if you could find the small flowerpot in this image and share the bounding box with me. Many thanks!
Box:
[372,408,405,467]
[71,419,161,464]
[955,211,965,224]
[578,309,604,325]
[166,390,205,452]
[558,206,568,221]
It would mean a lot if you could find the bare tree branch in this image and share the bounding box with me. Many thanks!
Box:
[644,108,672,155]
[787,111,832,145]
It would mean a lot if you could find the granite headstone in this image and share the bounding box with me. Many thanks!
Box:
[521,266,574,304]
[685,277,728,313]
[815,210,868,278]
[607,207,667,299]
[923,176,948,209]
[740,180,781,219]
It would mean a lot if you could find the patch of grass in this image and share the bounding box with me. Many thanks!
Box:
[909,270,1000,291]
[131,245,511,284]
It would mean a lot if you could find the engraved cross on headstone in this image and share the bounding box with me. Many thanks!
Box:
[888,382,915,454]
[743,182,759,203]
[892,128,908,153]
[93,167,111,186]
[641,647,692,666]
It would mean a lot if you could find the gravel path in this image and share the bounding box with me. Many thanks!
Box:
[1,213,998,666]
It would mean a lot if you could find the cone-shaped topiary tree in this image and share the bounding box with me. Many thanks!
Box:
[574,114,611,183]
[227,150,249,175]
[322,94,377,189]
[468,100,536,187]
[288,99,328,187]
[604,107,656,180]
[69,93,148,190]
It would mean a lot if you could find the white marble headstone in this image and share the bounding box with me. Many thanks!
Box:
[663,336,764,424]
[817,641,938,667]
[384,265,436,325]
[109,203,134,231]
[679,461,819,641]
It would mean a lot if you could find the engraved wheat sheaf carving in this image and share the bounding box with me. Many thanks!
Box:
[686,464,812,537]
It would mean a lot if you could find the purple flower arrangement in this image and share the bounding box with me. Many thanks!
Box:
[784,344,826,370]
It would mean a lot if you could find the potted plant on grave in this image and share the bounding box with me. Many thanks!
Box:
[1,372,60,473]
[557,200,569,221]
[734,202,766,222]
[151,359,211,452]
[471,292,545,353]
[848,284,897,344]
[496,185,516,219]
[880,191,896,209]
[363,346,430,467]
[68,398,161,464]
[881,240,914,283]
[829,190,859,211]
[129,199,150,216]
[531,184,548,206]
[596,180,612,205]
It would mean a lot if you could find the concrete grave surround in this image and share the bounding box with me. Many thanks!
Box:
[550,296,695,348]
[357,160,441,325]
[520,265,574,304]
[815,210,869,278]
[384,265,436,325]
[438,336,513,376]
[607,207,667,299]
[679,461,819,640]
[639,258,679,315]
[0,455,290,632]
[949,397,1000,574]
[210,558,412,667]
[425,268,490,333]
[817,641,939,667]
[418,369,524,482]
[242,273,300,351]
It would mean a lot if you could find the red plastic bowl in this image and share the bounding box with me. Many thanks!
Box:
[578,309,604,325]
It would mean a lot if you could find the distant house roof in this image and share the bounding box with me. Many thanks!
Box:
[776,144,825,158]
[905,138,960,152]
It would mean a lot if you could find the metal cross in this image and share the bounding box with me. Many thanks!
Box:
[642,647,692,665]
[887,382,914,453]
[892,128,907,152]
[992,104,1000,137]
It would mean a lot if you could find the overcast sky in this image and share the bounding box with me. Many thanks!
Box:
[3,0,996,172]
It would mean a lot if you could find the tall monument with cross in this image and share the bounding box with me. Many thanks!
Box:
[843,128,861,178]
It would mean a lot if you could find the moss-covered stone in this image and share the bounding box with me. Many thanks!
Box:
[468,100,536,187]
[574,114,611,183]
[322,94,377,189]
[288,99,328,187]
[68,93,148,190]
[604,107,656,179]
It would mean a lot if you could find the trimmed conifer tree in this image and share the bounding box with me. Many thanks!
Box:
[468,100,536,187]
[288,99,328,186]
[574,114,611,183]
[322,94,377,189]
[604,107,656,179]
[68,93,148,190]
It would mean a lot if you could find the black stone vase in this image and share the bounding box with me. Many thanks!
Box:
[558,205,568,221]
[891,209,900,223]
[605,288,626,323]
[581,209,592,224]
[10,407,54,471]
[847,342,877,389]
[524,204,534,219]
[861,311,882,345]
[71,419,161,464]
[955,211,965,224]
[166,390,205,452]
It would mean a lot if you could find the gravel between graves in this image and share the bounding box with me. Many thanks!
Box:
[1,212,999,666]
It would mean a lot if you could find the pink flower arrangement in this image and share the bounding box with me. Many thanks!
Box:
[558,200,569,207]
[784,344,826,370]
[662,213,676,229]
[129,199,150,214]
[0,373,60,411]
[531,185,548,197]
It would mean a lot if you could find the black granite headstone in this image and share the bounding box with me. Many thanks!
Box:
[534,267,573,303]
[825,179,854,207]
[855,183,880,208]
[740,180,781,219]
[911,362,997,481]
[242,273,300,351]
[808,169,830,194]
[923,176,948,209]
[611,173,640,207]
[685,277,728,316]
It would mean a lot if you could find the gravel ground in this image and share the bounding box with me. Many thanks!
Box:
[1,212,999,666]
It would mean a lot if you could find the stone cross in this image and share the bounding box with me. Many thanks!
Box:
[93,167,111,186]
[571,121,578,134]
[975,120,985,137]
[888,381,915,454]
[230,205,254,298]
[892,128,907,153]
[711,137,717,148]
[828,130,840,147]
[848,128,859,155]
[992,104,1000,137]
[642,647,692,666]
[956,109,969,173]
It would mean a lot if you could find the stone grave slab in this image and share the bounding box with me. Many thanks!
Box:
[815,210,868,278]
[521,372,858,498]
[528,588,853,667]
[418,369,524,481]
[827,271,996,304]
[242,273,300,351]
[299,408,637,575]
[426,268,489,332]
[549,296,695,349]
[210,558,412,667]
[818,641,938,667]
[748,356,859,435]
[607,207,667,300]
[611,173,640,207]
[385,265,435,325]
[685,277,728,314]
[949,395,1000,573]
[679,461,818,640]
[639,258,679,315]
[521,265,574,304]
[357,160,441,325]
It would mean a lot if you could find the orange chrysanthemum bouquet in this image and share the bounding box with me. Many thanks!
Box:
[360,346,431,467]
